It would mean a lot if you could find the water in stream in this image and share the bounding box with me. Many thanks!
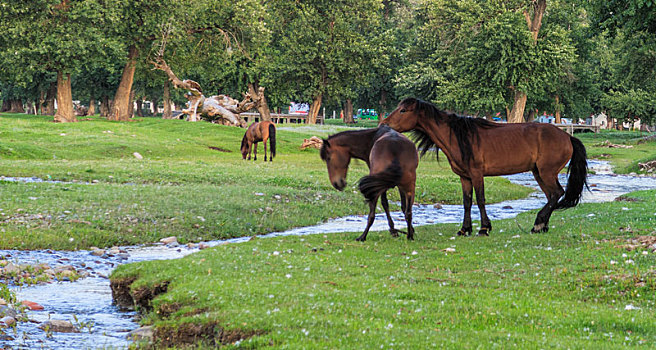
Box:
[2,160,656,349]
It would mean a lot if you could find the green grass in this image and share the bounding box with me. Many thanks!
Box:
[0,113,529,249]
[112,189,656,348]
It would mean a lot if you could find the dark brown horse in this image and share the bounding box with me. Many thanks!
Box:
[241,121,276,161]
[320,125,419,241]
[381,98,587,236]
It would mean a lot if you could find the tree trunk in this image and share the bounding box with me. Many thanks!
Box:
[378,89,388,121]
[109,45,138,121]
[307,95,322,124]
[128,89,135,118]
[100,96,110,117]
[53,71,77,123]
[40,81,57,115]
[162,82,173,119]
[136,98,144,117]
[508,90,527,123]
[509,0,546,123]
[554,94,561,124]
[527,108,536,122]
[248,83,271,121]
[344,99,355,124]
[87,97,96,116]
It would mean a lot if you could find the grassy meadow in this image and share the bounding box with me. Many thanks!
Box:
[0,113,528,249]
[2,112,656,348]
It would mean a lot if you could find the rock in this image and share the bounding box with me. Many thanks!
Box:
[3,263,20,275]
[128,326,154,341]
[0,306,16,318]
[0,316,16,327]
[0,299,6,306]
[433,203,443,209]
[108,247,121,255]
[38,320,80,333]
[91,249,105,256]
[20,300,44,311]
[198,243,210,250]
[160,236,177,244]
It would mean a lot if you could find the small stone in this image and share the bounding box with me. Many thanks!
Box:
[91,249,105,257]
[198,243,210,250]
[160,236,177,244]
[20,300,44,311]
[128,326,154,341]
[0,306,16,318]
[0,316,16,327]
[3,263,20,275]
[433,203,443,209]
[38,320,80,333]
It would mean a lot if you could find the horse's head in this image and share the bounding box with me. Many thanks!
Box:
[240,134,250,159]
[380,98,420,132]
[320,139,350,191]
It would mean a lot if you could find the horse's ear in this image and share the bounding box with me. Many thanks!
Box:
[322,139,330,148]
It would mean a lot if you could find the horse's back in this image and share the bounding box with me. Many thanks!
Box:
[478,123,572,175]
[370,129,418,174]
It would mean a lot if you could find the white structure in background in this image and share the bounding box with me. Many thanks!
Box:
[137,101,177,115]
[536,115,571,124]
[587,113,608,129]
[289,102,309,114]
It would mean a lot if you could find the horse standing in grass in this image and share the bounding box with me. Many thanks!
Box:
[241,121,276,161]
[381,98,588,236]
[320,125,419,241]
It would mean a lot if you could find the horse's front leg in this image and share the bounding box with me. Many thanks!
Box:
[247,143,252,160]
[356,198,379,242]
[458,177,473,236]
[381,191,401,237]
[472,174,491,236]
[253,142,258,161]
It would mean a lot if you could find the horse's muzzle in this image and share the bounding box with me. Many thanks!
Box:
[332,179,346,191]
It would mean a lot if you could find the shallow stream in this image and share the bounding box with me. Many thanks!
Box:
[3,160,656,349]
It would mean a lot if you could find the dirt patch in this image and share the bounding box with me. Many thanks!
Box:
[110,277,137,310]
[621,235,656,251]
[153,322,265,348]
[615,195,640,202]
[109,278,169,311]
[208,146,232,153]
[132,281,170,311]
[157,302,182,319]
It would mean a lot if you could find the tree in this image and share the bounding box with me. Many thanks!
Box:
[271,0,382,124]
[0,0,116,122]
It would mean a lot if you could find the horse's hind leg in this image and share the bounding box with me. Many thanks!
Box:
[404,191,415,241]
[356,197,379,242]
[531,170,564,233]
[472,174,492,236]
[380,191,400,237]
[263,137,268,162]
[458,177,473,236]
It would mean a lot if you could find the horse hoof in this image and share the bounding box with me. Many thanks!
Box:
[389,230,400,238]
[531,223,548,233]
[407,234,415,241]
[456,229,470,237]
[355,236,366,242]
[477,228,490,236]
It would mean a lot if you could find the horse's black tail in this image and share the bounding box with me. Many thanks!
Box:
[556,136,589,209]
[269,123,276,158]
[358,160,403,203]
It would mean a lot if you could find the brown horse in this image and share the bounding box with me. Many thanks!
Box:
[320,125,419,241]
[381,98,588,236]
[241,121,276,161]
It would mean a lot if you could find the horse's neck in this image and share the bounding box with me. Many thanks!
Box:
[419,118,460,163]
[336,133,374,163]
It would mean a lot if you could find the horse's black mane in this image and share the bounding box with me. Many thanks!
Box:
[320,126,394,161]
[401,97,499,164]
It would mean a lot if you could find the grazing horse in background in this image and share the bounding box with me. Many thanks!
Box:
[381,97,588,236]
[241,121,276,161]
[320,125,419,241]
